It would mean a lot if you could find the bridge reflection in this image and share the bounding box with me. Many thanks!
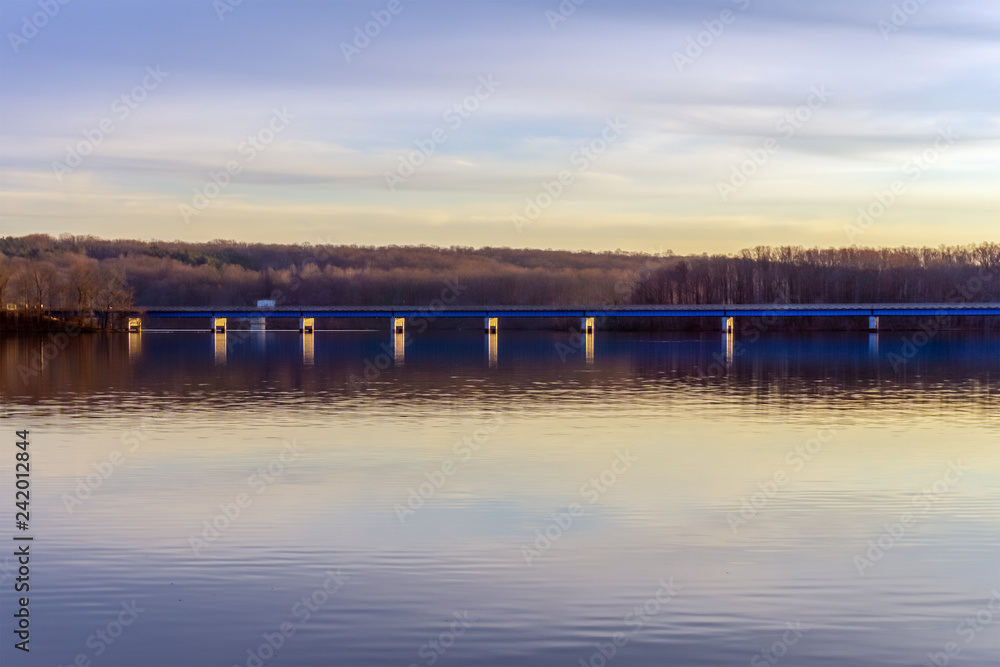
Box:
[4,332,997,410]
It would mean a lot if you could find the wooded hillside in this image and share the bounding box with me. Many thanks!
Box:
[0,235,997,310]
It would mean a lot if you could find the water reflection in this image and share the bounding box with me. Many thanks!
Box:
[487,332,498,368]
[214,331,226,365]
[1,331,997,418]
[0,331,997,667]
[393,332,405,366]
[128,331,142,361]
[303,333,315,366]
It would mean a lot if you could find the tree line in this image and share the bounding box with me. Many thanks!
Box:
[0,235,997,313]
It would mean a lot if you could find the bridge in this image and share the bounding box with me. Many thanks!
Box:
[129,303,1000,334]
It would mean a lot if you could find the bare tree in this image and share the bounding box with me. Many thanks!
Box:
[69,258,100,312]
[0,255,15,307]
[96,264,134,310]
[23,260,58,309]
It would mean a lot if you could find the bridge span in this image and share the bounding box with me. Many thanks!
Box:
[129,303,1000,334]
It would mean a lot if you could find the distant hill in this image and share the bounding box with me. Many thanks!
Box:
[0,235,997,314]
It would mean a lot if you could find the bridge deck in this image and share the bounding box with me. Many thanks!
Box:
[133,304,1000,318]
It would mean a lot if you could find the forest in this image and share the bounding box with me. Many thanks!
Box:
[0,235,997,320]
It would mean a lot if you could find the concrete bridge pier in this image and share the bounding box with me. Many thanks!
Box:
[299,317,315,334]
[211,317,227,334]
[392,317,405,335]
[128,317,142,333]
[485,317,498,335]
[868,316,880,332]
[722,316,734,334]
[250,317,266,332]
[581,317,594,335]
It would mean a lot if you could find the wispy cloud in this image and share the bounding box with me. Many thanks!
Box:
[0,0,997,251]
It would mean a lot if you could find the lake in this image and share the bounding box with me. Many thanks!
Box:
[1,330,998,666]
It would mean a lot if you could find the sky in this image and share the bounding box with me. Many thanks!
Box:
[0,0,997,254]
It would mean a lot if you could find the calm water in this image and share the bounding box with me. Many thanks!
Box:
[1,330,998,667]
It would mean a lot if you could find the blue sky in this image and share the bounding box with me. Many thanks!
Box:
[0,0,997,252]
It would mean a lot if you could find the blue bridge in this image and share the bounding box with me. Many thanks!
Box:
[132,303,1000,334]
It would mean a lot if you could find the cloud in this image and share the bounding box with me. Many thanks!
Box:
[0,0,997,251]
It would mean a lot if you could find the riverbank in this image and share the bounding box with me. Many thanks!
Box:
[0,312,116,333]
